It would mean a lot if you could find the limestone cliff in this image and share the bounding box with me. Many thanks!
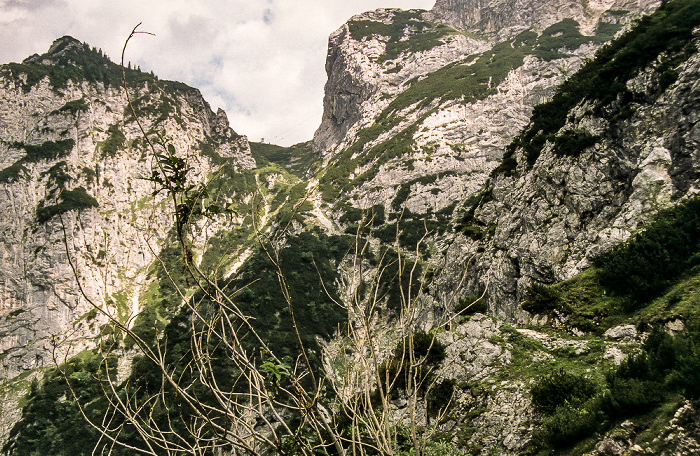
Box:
[0,36,254,380]
[3,1,700,455]
[312,0,658,235]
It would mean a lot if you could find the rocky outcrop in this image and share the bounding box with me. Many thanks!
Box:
[432,0,661,34]
[463,25,700,321]
[313,0,662,235]
[313,8,487,157]
[0,38,254,380]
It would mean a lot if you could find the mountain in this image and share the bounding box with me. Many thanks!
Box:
[312,0,657,247]
[0,36,253,377]
[0,35,259,442]
[2,1,700,455]
[459,0,700,322]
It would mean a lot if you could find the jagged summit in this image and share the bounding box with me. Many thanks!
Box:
[43,35,84,58]
[22,35,110,67]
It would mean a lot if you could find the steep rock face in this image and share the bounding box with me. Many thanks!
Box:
[312,1,660,235]
[462,28,700,321]
[0,37,254,380]
[432,0,660,34]
[313,8,487,156]
[314,0,658,160]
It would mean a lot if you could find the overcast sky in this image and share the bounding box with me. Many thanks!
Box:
[0,0,435,146]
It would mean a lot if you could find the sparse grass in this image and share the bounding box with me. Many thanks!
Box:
[348,10,456,63]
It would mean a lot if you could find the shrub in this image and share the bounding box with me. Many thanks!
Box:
[522,282,560,313]
[101,124,126,157]
[603,376,663,415]
[380,330,446,394]
[493,0,700,175]
[461,225,485,241]
[23,139,75,162]
[427,379,456,417]
[552,129,601,156]
[0,161,28,184]
[54,98,88,115]
[536,400,601,447]
[454,295,487,317]
[531,369,597,414]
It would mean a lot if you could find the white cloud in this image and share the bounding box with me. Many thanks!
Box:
[0,0,436,146]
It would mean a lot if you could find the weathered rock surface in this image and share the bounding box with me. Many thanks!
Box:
[313,0,660,242]
[0,37,254,381]
[432,0,660,34]
[464,33,700,321]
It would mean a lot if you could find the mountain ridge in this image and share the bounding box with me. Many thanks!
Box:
[1,0,700,454]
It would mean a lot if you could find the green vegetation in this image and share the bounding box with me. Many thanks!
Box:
[100,123,126,157]
[41,161,71,188]
[4,228,355,455]
[124,92,178,125]
[529,326,700,451]
[522,197,700,332]
[378,330,447,393]
[323,12,631,196]
[320,15,623,194]
[0,161,28,184]
[52,97,89,116]
[2,350,115,456]
[453,295,488,320]
[531,369,598,415]
[0,36,155,94]
[512,196,700,451]
[12,142,99,224]
[23,139,75,162]
[593,197,700,305]
[0,139,75,185]
[225,230,350,363]
[372,217,442,254]
[36,187,99,224]
[381,18,622,123]
[250,140,317,177]
[454,188,493,239]
[319,120,417,195]
[381,37,530,120]
[551,129,601,156]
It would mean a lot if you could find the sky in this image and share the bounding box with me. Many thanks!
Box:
[0,0,435,146]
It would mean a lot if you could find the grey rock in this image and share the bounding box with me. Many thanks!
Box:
[432,0,660,34]
[0,71,254,381]
[604,325,638,341]
[464,40,700,321]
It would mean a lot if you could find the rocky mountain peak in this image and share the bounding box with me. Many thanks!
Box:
[214,107,232,137]
[45,36,84,57]
[22,35,102,67]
